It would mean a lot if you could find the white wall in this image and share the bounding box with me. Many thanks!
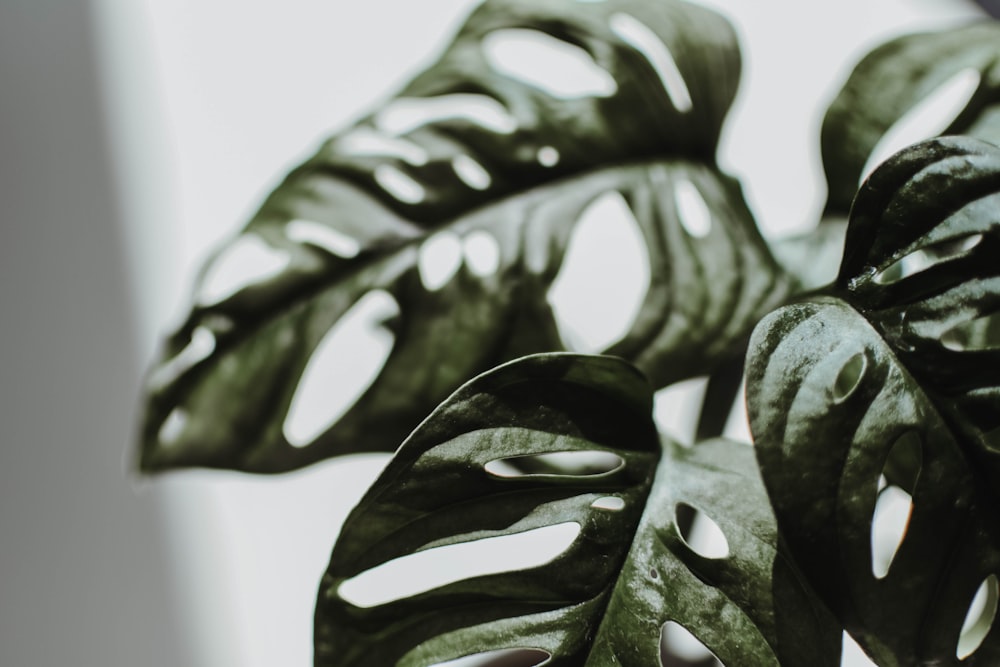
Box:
[93,3,481,665]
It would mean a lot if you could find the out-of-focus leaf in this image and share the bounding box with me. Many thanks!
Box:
[821,21,1000,216]
[139,0,788,473]
[775,20,1000,292]
[315,354,841,667]
[748,136,1000,665]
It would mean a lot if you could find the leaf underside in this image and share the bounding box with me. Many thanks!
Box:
[748,136,1000,666]
[138,0,790,474]
[315,354,840,667]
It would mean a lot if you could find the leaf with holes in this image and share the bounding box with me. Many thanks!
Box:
[139,0,790,473]
[747,136,1000,665]
[315,354,841,667]
[774,20,1000,292]
[821,21,1000,216]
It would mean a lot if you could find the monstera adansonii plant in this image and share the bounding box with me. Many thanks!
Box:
[135,0,1000,664]
[774,19,1000,291]
[315,136,1000,666]
[137,0,791,473]
[314,354,840,666]
[748,136,1000,666]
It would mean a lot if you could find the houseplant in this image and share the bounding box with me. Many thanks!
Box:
[138,0,1000,663]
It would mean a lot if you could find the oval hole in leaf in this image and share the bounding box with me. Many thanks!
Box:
[673,178,712,238]
[723,375,752,445]
[431,648,551,667]
[871,432,921,579]
[452,154,492,191]
[337,127,429,165]
[374,164,426,204]
[871,486,914,579]
[591,496,626,511]
[942,310,1000,352]
[676,503,729,559]
[287,219,361,259]
[832,352,867,404]
[958,574,999,660]
[548,191,650,352]
[860,68,981,184]
[419,232,464,291]
[482,29,617,99]
[874,233,983,285]
[337,522,581,608]
[158,408,188,446]
[148,326,217,391]
[198,235,291,305]
[462,230,501,277]
[660,621,723,666]
[283,290,399,448]
[537,145,560,167]
[609,13,692,113]
[484,451,624,478]
[375,94,517,136]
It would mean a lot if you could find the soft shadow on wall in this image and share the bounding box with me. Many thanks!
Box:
[0,1,188,666]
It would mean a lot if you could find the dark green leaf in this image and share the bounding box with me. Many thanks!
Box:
[748,136,1000,665]
[838,136,1000,487]
[139,0,788,473]
[775,21,1000,292]
[821,21,1000,216]
[315,354,840,666]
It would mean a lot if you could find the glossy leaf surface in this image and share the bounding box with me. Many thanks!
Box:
[315,354,840,666]
[139,0,788,473]
[748,137,1000,665]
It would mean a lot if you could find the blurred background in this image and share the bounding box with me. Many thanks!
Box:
[0,0,992,665]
